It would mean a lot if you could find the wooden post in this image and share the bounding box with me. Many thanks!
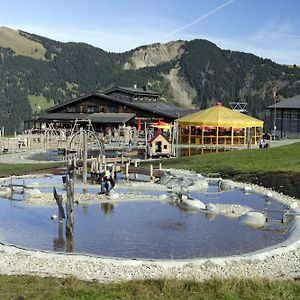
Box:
[125,162,129,180]
[111,164,115,179]
[145,122,148,159]
[65,175,74,238]
[159,163,162,170]
[134,159,138,167]
[73,155,77,174]
[150,164,154,182]
[83,133,88,184]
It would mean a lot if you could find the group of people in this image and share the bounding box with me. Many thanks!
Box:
[258,138,270,149]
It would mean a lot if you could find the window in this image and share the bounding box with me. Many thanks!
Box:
[291,114,298,120]
[86,106,98,113]
[107,106,118,113]
[66,106,76,113]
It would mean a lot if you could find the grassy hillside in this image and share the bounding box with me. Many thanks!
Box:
[0,27,46,60]
[29,95,55,114]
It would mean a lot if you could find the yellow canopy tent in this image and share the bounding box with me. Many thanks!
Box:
[177,102,264,146]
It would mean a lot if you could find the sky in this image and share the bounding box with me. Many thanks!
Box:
[0,0,299,65]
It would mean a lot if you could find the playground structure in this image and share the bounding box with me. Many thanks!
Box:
[0,119,141,155]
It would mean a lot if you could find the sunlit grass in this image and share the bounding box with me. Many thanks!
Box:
[0,275,299,300]
[0,162,63,177]
[160,142,300,175]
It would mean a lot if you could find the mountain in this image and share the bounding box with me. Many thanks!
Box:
[1,26,300,133]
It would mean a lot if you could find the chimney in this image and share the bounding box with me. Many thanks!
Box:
[142,86,147,91]
[133,84,137,89]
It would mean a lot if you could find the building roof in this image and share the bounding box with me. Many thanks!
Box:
[86,113,136,124]
[104,86,160,96]
[37,112,136,124]
[45,92,193,119]
[267,94,300,109]
[149,132,170,144]
[139,102,195,118]
[178,102,264,128]
[38,113,87,121]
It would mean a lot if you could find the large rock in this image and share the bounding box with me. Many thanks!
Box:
[240,211,266,227]
[23,188,42,199]
[0,187,12,197]
[189,179,209,192]
[181,196,206,210]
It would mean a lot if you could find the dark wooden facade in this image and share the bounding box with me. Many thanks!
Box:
[47,93,176,123]
[26,86,195,133]
[267,94,300,138]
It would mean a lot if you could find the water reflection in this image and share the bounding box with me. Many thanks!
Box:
[205,212,216,221]
[101,202,114,221]
[53,221,65,251]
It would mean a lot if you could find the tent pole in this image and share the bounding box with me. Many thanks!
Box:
[216,126,219,145]
[231,127,234,145]
[201,128,204,145]
[244,127,246,145]
[254,127,257,144]
[188,126,191,144]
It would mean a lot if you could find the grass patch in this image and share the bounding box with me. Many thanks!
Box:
[0,275,299,299]
[0,26,46,60]
[66,81,79,91]
[0,162,63,177]
[157,142,300,175]
[28,95,55,114]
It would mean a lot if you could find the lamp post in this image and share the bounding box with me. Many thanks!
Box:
[273,90,278,141]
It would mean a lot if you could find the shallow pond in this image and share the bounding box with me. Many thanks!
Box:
[0,177,294,259]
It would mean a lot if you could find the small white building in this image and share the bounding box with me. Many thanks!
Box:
[148,132,171,157]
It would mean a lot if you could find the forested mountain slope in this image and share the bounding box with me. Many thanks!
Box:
[1,26,300,133]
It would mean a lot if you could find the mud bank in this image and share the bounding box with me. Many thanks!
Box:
[230,172,300,199]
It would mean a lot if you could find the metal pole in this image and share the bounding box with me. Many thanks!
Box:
[274,98,277,141]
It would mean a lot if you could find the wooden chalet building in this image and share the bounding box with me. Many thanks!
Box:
[267,94,300,138]
[26,86,194,133]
